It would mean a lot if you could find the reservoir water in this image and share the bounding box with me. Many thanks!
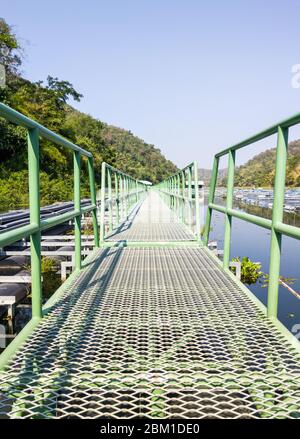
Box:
[207,197,300,333]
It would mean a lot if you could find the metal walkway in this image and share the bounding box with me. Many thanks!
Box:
[1,192,300,419]
[106,191,195,242]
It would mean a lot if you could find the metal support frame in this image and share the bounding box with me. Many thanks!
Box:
[99,162,147,244]
[0,103,99,331]
[204,112,300,320]
[156,162,202,240]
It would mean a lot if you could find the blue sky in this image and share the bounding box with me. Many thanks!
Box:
[2,0,300,168]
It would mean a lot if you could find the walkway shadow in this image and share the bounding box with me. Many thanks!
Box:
[105,202,143,240]
[0,246,125,418]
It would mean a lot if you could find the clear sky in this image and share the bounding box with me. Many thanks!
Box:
[2,0,300,168]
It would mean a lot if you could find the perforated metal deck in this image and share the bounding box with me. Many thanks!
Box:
[106,191,195,242]
[1,193,300,419]
[1,246,300,418]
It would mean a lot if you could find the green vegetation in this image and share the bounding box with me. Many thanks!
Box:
[41,257,61,299]
[231,257,263,285]
[234,141,300,187]
[200,142,300,189]
[0,18,177,211]
[231,256,297,288]
[198,168,227,186]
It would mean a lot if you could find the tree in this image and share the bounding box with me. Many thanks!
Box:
[45,76,83,106]
[0,18,22,75]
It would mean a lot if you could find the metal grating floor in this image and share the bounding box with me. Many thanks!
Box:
[1,247,300,419]
[106,191,195,242]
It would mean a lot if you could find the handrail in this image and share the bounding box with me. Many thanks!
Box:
[156,161,201,240]
[99,162,147,242]
[215,112,300,158]
[204,113,300,319]
[0,103,92,157]
[0,103,99,322]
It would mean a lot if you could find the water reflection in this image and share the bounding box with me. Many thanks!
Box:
[208,197,300,333]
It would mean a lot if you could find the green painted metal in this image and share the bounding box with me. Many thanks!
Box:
[215,111,300,158]
[0,103,99,354]
[0,103,93,157]
[108,168,113,232]
[88,156,99,248]
[223,149,235,269]
[99,162,147,243]
[193,160,201,241]
[0,250,98,371]
[74,151,81,271]
[0,223,39,248]
[156,162,201,240]
[1,244,300,418]
[100,161,106,243]
[115,172,120,225]
[267,126,288,318]
[203,156,219,245]
[2,103,300,419]
[28,128,42,319]
[204,113,300,319]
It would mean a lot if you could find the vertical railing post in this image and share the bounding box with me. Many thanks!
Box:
[177,174,181,217]
[124,177,128,217]
[115,172,120,226]
[100,161,106,243]
[88,156,99,248]
[108,168,113,232]
[28,128,42,319]
[223,150,235,269]
[203,156,219,245]
[267,126,288,319]
[193,161,201,241]
[74,151,81,270]
[120,175,124,220]
[136,179,138,204]
[129,179,132,208]
[188,166,192,228]
[181,171,185,222]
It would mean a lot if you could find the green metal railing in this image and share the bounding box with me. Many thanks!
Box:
[99,162,147,242]
[0,103,99,321]
[156,161,201,240]
[203,113,300,319]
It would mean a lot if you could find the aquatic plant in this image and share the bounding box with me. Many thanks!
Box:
[231,256,263,285]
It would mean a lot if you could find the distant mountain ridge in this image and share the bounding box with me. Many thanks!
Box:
[234,140,300,187]
[198,168,227,186]
[199,140,300,188]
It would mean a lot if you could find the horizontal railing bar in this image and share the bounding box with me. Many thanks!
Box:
[159,189,197,201]
[215,112,300,158]
[209,203,272,229]
[162,162,194,181]
[104,162,143,180]
[81,204,96,213]
[0,223,39,248]
[227,207,272,229]
[208,203,226,214]
[0,103,92,158]
[40,209,80,231]
[274,221,300,240]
